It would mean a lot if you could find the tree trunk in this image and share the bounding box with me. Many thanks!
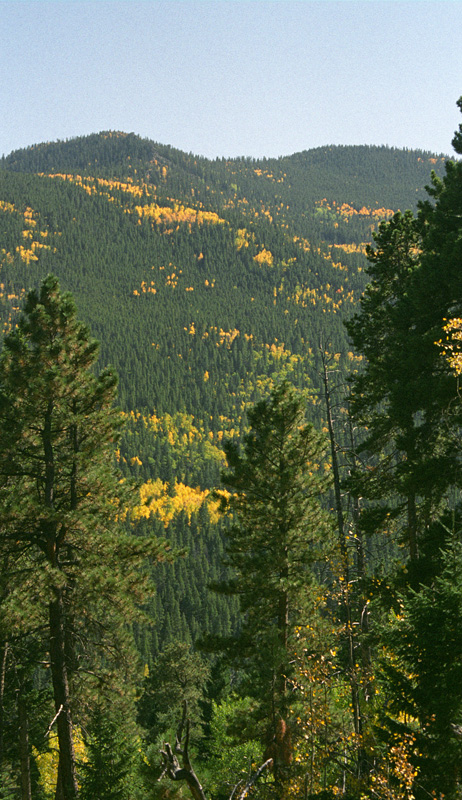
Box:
[0,639,8,772]
[43,400,78,799]
[49,593,78,800]
[18,690,32,800]
[407,492,418,562]
[320,350,362,738]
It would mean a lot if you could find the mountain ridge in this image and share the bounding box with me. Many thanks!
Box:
[1,130,447,211]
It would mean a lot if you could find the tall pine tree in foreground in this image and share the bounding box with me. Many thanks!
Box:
[345,96,462,799]
[378,536,462,800]
[347,97,462,568]
[345,210,425,561]
[0,275,169,799]
[213,382,333,794]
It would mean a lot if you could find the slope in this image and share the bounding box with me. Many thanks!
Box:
[0,132,447,652]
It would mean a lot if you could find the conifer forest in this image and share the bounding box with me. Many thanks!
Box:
[1,97,462,800]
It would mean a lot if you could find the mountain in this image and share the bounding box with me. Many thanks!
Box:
[0,132,445,412]
[0,132,447,652]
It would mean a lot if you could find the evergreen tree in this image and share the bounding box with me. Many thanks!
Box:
[213,381,332,792]
[79,703,140,800]
[345,210,427,560]
[378,534,462,799]
[0,275,169,799]
[138,641,209,747]
[345,97,462,799]
[404,97,462,506]
[346,98,462,567]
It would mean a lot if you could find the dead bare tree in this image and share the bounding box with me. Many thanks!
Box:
[159,702,273,800]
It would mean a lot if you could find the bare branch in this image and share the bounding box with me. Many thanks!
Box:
[45,704,63,737]
[230,758,273,800]
[159,706,272,800]
[159,703,207,800]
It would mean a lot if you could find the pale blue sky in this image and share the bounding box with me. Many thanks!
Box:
[1,1,462,159]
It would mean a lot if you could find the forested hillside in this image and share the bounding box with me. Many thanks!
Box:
[1,124,461,799]
[0,136,445,650]
[0,135,445,423]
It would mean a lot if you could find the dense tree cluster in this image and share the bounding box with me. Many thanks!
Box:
[0,126,440,660]
[0,99,462,799]
[0,277,170,798]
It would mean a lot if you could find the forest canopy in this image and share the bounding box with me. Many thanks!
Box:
[0,98,462,800]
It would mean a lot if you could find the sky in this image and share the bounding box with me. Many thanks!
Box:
[1,0,462,160]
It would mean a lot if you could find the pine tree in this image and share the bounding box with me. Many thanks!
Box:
[79,703,139,800]
[378,534,462,799]
[345,209,426,561]
[213,381,333,792]
[138,640,209,747]
[0,275,169,799]
[346,98,462,565]
[345,97,462,799]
